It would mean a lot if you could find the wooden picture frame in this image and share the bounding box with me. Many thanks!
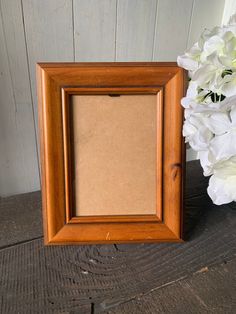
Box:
[37,62,186,244]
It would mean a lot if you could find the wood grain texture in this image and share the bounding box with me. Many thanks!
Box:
[62,86,162,224]
[0,191,42,249]
[116,0,157,61]
[73,0,116,61]
[37,62,185,244]
[37,66,65,242]
[0,161,235,313]
[107,259,236,314]
[0,0,39,195]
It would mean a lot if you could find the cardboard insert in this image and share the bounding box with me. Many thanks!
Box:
[71,94,157,216]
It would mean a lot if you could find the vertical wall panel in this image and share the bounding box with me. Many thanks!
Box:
[116,0,157,61]
[73,0,116,61]
[187,0,225,48]
[153,0,194,61]
[22,0,74,150]
[0,0,40,195]
[222,0,236,25]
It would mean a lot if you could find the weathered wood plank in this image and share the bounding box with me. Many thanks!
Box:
[22,0,74,150]
[153,0,193,61]
[0,0,40,196]
[0,203,235,313]
[116,0,157,61]
[73,0,116,61]
[107,259,236,313]
[0,191,42,248]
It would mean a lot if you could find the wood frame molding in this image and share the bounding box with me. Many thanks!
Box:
[37,62,186,244]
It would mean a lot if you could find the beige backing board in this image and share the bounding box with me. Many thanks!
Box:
[71,94,157,216]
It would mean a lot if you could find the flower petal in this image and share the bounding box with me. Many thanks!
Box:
[210,130,236,160]
[191,64,217,86]
[198,150,215,176]
[207,175,236,205]
[203,35,224,56]
[221,77,236,97]
[230,105,236,125]
[203,112,230,135]
[177,55,198,71]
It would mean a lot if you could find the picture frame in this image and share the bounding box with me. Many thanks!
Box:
[37,62,186,244]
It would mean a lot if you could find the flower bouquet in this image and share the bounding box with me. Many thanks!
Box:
[177,15,236,205]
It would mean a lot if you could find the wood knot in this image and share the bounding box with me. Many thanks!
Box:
[171,163,182,180]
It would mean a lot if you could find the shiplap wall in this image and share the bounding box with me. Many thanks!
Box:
[0,0,226,196]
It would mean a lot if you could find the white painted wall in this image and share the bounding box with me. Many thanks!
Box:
[0,0,226,196]
[222,0,236,24]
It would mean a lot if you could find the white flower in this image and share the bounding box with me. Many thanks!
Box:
[191,63,222,90]
[209,105,236,161]
[178,25,236,86]
[190,94,236,114]
[198,150,215,176]
[194,106,236,175]
[183,114,213,151]
[218,72,236,97]
[184,103,236,154]
[203,111,231,135]
[208,157,236,205]
[181,81,199,109]
[177,43,201,72]
[178,15,236,205]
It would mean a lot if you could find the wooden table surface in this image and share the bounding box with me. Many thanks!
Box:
[0,161,235,313]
